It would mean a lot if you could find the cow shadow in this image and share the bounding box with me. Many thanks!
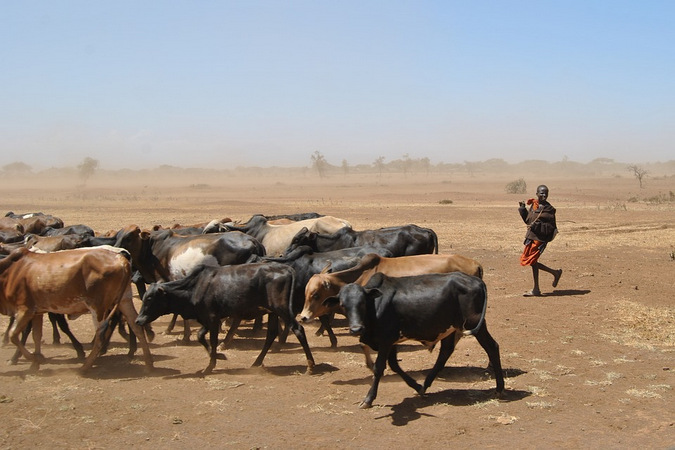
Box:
[375,387,532,426]
[161,362,339,379]
[541,289,591,297]
[333,365,523,387]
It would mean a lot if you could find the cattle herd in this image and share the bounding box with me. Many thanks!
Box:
[0,210,504,408]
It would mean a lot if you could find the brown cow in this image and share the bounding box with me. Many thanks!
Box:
[299,252,484,322]
[0,246,153,372]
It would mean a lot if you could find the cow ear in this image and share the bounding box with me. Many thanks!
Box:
[320,263,332,274]
[140,230,150,239]
[365,288,383,300]
[322,296,340,308]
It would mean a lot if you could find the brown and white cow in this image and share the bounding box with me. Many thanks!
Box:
[0,246,153,372]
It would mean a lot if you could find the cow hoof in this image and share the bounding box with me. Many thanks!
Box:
[417,387,427,396]
[358,401,373,409]
[216,353,227,360]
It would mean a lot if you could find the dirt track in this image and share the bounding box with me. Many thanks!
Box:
[1,172,673,448]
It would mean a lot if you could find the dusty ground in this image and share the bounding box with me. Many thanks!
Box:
[0,171,673,448]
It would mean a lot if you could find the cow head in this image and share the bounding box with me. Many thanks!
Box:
[136,283,170,326]
[299,272,343,322]
[331,283,382,336]
[114,225,148,262]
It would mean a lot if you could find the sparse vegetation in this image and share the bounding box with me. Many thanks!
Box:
[310,151,329,178]
[627,164,648,188]
[505,178,527,194]
[438,199,453,204]
[77,157,99,184]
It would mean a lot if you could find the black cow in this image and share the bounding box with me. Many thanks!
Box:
[325,271,504,408]
[288,224,438,256]
[115,225,266,341]
[135,262,315,374]
[264,212,323,222]
[41,224,95,237]
[261,245,394,347]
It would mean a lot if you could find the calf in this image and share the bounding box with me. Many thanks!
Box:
[136,262,315,374]
[326,272,504,408]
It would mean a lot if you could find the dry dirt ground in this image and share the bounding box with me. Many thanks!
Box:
[0,172,673,449]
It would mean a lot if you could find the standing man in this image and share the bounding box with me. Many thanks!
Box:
[519,184,562,296]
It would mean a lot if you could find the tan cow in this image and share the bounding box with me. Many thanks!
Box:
[0,246,153,372]
[227,214,352,256]
[299,252,484,322]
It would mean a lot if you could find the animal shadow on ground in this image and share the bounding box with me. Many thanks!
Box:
[542,289,591,297]
[333,364,522,387]
[82,354,179,379]
[376,387,532,426]
[161,362,339,379]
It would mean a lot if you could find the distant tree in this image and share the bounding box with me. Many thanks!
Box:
[420,157,431,175]
[401,153,412,177]
[627,164,648,188]
[2,161,32,174]
[341,159,349,177]
[77,157,99,183]
[465,161,478,177]
[310,151,328,178]
[373,156,386,176]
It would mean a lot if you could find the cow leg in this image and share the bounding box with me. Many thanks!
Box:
[29,314,45,371]
[2,316,13,346]
[318,315,338,348]
[166,313,179,333]
[181,318,191,343]
[9,311,38,365]
[202,323,223,375]
[117,297,154,372]
[10,321,32,364]
[421,332,459,395]
[277,318,289,344]
[361,343,374,371]
[48,313,62,344]
[219,316,242,350]
[361,346,390,409]
[251,316,263,334]
[387,346,423,394]
[288,319,315,371]
[252,313,280,367]
[473,322,505,395]
[50,313,85,360]
[81,312,116,372]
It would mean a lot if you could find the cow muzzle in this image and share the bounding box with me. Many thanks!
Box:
[349,325,364,336]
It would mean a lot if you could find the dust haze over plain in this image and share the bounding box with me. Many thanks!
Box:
[1,2,674,171]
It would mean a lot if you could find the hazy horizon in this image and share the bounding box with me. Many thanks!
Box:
[2,2,674,170]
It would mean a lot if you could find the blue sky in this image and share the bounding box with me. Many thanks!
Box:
[1,1,673,170]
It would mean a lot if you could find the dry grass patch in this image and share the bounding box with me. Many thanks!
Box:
[605,300,675,349]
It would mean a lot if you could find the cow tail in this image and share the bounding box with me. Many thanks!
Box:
[463,283,488,336]
[288,268,298,319]
[432,230,439,254]
[98,303,120,341]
